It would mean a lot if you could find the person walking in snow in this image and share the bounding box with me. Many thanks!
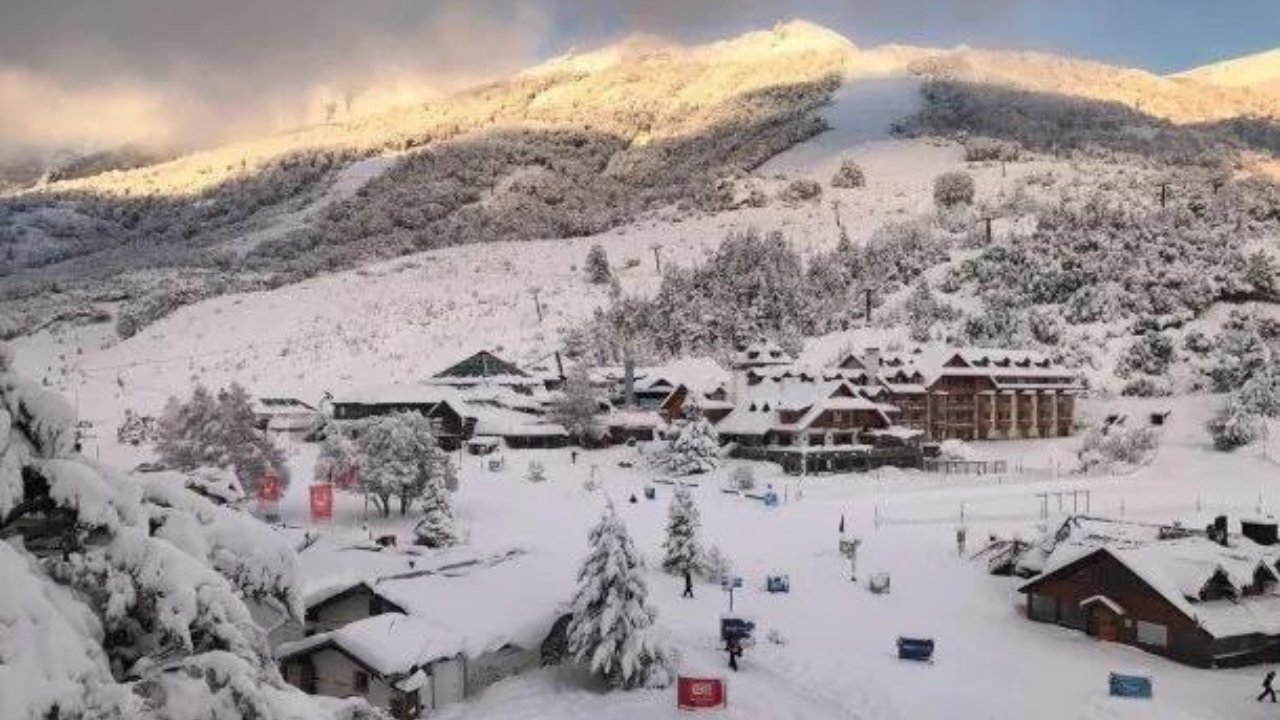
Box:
[956,526,968,557]
[682,568,694,599]
[1259,670,1277,702]
[726,636,742,672]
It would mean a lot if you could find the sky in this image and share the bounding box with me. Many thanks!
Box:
[1,0,1276,159]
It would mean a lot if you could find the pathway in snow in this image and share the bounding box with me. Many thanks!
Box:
[760,75,922,178]
[220,153,399,256]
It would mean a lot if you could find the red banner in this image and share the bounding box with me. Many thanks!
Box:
[310,484,334,520]
[677,676,726,711]
[259,474,281,502]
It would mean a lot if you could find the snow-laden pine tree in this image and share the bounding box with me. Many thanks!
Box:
[665,409,720,475]
[0,352,382,720]
[567,504,675,690]
[585,243,612,285]
[413,470,458,548]
[157,382,289,497]
[322,412,455,518]
[661,485,702,574]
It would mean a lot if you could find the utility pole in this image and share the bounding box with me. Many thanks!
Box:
[530,288,543,323]
[981,215,995,244]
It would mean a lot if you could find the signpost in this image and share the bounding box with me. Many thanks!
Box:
[721,576,744,613]
[310,484,334,521]
[677,676,726,711]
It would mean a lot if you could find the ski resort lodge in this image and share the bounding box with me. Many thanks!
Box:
[1017,517,1280,667]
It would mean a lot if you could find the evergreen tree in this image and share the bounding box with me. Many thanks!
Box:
[665,409,720,475]
[413,470,458,548]
[585,244,612,285]
[661,486,702,574]
[567,504,675,690]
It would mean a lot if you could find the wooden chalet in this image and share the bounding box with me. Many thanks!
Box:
[328,384,474,450]
[1019,532,1280,668]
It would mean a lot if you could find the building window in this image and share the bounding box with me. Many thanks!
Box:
[1135,621,1168,649]
[1029,593,1057,622]
[354,670,370,694]
[1060,601,1086,630]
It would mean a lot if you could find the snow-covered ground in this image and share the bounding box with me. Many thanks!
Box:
[90,395,1274,720]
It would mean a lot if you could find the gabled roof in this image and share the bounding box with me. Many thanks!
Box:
[329,384,472,422]
[1021,537,1280,639]
[717,377,892,436]
[278,613,462,680]
[433,350,529,380]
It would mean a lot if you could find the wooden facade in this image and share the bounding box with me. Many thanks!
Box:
[1020,548,1280,668]
[329,399,472,450]
[839,349,1081,441]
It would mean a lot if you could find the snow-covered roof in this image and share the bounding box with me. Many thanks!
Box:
[252,397,316,414]
[330,383,471,410]
[837,344,1081,391]
[732,339,793,369]
[372,551,569,658]
[1024,534,1280,639]
[469,405,567,438]
[294,546,570,663]
[605,409,665,429]
[278,613,463,678]
[717,377,890,436]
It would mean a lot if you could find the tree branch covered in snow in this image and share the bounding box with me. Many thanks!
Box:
[0,348,383,720]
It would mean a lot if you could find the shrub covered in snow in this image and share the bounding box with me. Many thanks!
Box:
[585,244,612,285]
[933,171,976,208]
[1207,399,1263,451]
[1117,332,1176,378]
[1076,422,1161,473]
[779,178,823,203]
[567,504,675,689]
[830,158,866,188]
[526,460,548,483]
[963,136,1021,162]
[157,383,289,497]
[696,544,734,584]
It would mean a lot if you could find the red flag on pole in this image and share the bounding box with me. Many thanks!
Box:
[310,484,334,520]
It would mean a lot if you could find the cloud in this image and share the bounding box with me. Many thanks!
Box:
[0,0,551,157]
[0,0,1273,159]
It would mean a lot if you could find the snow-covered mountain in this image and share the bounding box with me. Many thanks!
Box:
[2,21,1277,421]
[1174,48,1280,95]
